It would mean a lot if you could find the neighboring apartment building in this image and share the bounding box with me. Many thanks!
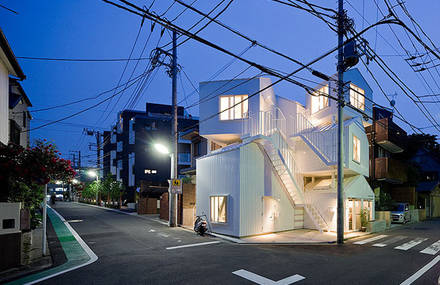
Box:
[411,148,440,218]
[103,103,198,202]
[365,107,412,203]
[9,78,32,147]
[196,68,375,238]
[0,28,26,145]
[180,125,208,183]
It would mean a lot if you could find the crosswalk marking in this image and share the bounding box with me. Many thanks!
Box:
[373,236,407,248]
[353,235,388,245]
[420,240,440,255]
[395,238,428,251]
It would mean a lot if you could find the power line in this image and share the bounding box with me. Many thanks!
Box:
[16,56,151,62]
[25,72,148,113]
[22,71,149,132]
[0,4,18,14]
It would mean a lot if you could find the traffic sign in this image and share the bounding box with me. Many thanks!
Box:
[169,179,182,194]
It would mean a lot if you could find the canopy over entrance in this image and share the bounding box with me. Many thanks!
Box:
[344,175,375,200]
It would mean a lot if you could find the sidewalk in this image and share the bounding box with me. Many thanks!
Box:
[5,206,97,285]
[0,226,52,284]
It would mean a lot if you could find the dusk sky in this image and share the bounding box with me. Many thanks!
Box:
[1,0,439,166]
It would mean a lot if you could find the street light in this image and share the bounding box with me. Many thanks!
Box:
[154,143,170,155]
[153,142,177,227]
[87,170,99,205]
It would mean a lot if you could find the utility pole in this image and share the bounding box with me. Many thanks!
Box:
[337,0,345,245]
[169,30,178,227]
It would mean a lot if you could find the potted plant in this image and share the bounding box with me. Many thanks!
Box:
[360,209,369,232]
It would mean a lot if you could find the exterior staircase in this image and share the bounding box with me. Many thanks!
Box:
[243,110,329,232]
[293,113,337,165]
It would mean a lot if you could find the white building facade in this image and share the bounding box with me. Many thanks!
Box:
[196,69,375,238]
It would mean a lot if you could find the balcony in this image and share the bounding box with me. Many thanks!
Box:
[374,118,407,153]
[373,157,407,183]
[178,153,191,166]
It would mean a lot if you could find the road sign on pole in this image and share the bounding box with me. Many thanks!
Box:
[169,179,182,194]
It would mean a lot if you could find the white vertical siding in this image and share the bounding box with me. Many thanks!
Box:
[0,64,8,144]
[196,148,241,237]
[239,143,295,237]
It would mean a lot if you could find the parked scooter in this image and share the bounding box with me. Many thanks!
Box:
[194,215,208,236]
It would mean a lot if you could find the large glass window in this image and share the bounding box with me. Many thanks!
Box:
[353,135,361,163]
[219,95,248,120]
[311,85,329,114]
[210,196,227,223]
[350,84,365,110]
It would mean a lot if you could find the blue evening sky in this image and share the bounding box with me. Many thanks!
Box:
[1,0,439,166]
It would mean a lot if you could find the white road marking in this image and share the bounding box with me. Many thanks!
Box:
[158,233,170,238]
[67,219,83,223]
[395,238,428,251]
[400,256,440,285]
[25,206,98,285]
[353,235,388,245]
[373,236,407,248]
[232,269,305,285]
[166,241,220,250]
[420,240,440,255]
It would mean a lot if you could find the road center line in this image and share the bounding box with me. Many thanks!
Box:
[166,241,220,250]
[400,256,440,285]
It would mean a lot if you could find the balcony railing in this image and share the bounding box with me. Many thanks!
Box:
[178,153,191,165]
[373,157,407,183]
[374,117,407,153]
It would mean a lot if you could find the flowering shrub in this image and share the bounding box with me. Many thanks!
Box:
[0,139,76,202]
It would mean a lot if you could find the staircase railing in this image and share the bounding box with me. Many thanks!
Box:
[293,113,337,164]
[243,109,304,200]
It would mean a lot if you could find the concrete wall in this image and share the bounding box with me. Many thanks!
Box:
[0,64,8,144]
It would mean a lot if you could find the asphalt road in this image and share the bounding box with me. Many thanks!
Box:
[41,202,440,285]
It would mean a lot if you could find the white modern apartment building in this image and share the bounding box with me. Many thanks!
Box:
[196,68,375,238]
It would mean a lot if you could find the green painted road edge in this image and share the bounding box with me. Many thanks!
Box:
[7,206,98,285]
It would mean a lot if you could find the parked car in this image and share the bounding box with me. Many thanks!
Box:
[391,203,410,223]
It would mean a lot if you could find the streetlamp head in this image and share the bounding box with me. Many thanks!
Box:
[87,170,97,177]
[154,143,170,155]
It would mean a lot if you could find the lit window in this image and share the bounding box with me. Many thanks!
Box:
[353,135,361,163]
[350,84,365,110]
[219,95,248,120]
[311,85,329,114]
[210,196,227,223]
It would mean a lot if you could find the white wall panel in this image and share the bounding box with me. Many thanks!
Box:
[196,148,241,236]
[239,143,295,237]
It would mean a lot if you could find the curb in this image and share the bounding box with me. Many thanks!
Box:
[7,206,98,285]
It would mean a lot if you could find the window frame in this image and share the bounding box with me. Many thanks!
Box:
[353,135,361,163]
[311,85,329,114]
[219,94,249,121]
[210,195,228,224]
[349,83,365,111]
